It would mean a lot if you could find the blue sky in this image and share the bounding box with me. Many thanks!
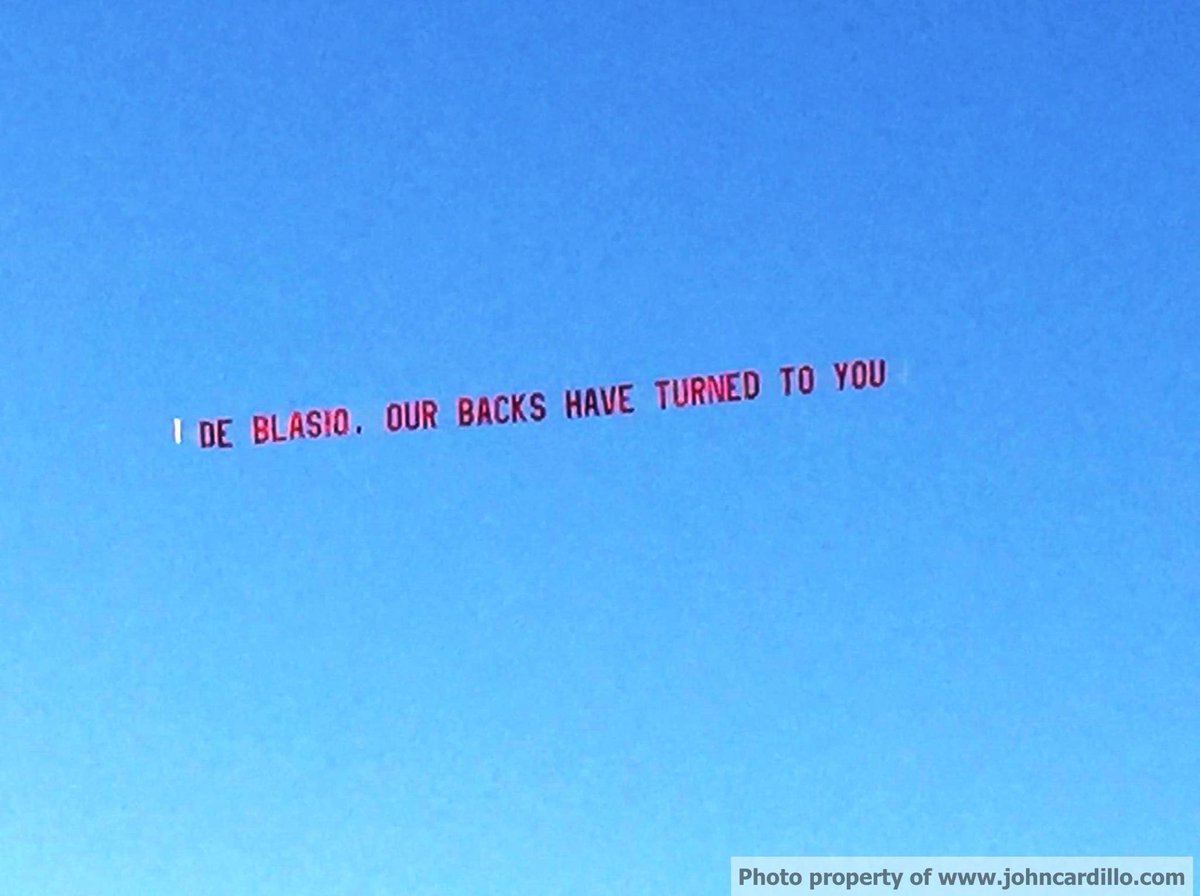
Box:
[1,2,1197,893]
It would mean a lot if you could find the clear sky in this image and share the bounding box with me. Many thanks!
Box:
[1,2,1197,893]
